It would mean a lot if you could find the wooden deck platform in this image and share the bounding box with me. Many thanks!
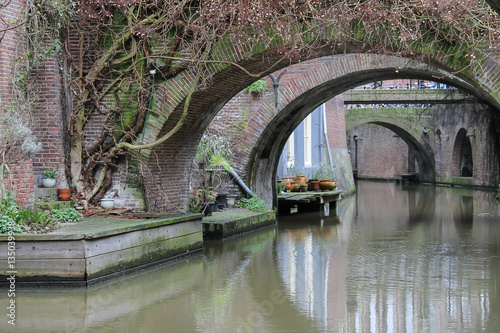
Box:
[278,190,342,215]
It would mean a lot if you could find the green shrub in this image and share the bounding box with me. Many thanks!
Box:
[244,79,267,94]
[189,196,203,213]
[51,208,82,222]
[0,191,77,234]
[195,135,231,166]
[1,192,19,218]
[43,170,57,178]
[18,208,53,227]
[0,192,23,234]
[235,196,267,212]
[0,215,22,234]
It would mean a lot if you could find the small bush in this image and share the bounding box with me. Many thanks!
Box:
[18,208,53,227]
[244,79,267,94]
[0,215,22,234]
[1,192,19,218]
[235,196,267,212]
[0,191,83,234]
[43,170,57,178]
[0,192,24,234]
[51,208,82,222]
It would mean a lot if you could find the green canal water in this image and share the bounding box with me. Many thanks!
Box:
[2,181,500,332]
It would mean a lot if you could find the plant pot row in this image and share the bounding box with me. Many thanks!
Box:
[41,174,117,209]
[281,177,338,192]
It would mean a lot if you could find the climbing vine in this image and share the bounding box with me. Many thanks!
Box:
[1,0,498,206]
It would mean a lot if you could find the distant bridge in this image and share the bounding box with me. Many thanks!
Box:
[343,89,471,105]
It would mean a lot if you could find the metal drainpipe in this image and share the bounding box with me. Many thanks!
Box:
[322,105,335,174]
[228,166,253,197]
[353,135,358,170]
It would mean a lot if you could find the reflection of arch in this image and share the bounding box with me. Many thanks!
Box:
[405,184,436,224]
[435,129,442,175]
[452,195,474,231]
[452,129,473,177]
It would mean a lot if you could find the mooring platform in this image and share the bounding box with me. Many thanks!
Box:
[278,190,342,215]
[202,208,276,239]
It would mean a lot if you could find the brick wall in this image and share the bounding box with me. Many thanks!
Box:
[345,102,500,188]
[325,95,347,149]
[0,0,36,207]
[2,159,34,205]
[347,124,409,179]
[31,59,67,176]
[1,3,499,210]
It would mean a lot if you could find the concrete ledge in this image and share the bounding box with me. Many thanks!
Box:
[0,214,203,285]
[34,200,74,212]
[202,209,276,239]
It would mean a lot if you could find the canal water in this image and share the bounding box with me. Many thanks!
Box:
[2,181,500,332]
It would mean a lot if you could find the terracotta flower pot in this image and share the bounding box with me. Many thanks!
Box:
[295,174,307,186]
[319,180,331,191]
[58,189,71,201]
[310,180,320,191]
[281,177,296,189]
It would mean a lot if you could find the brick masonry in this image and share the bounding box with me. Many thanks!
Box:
[1,3,499,210]
[346,102,500,187]
[0,0,35,206]
[347,124,410,179]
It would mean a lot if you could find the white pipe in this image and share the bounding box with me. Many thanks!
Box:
[322,105,335,174]
[228,166,254,197]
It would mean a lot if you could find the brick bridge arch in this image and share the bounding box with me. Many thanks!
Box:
[344,107,435,183]
[1,1,499,210]
[145,51,500,211]
[239,54,452,208]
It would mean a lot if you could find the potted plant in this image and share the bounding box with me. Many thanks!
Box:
[194,134,234,201]
[295,174,308,186]
[190,188,218,216]
[276,176,282,194]
[281,164,300,190]
[42,170,57,188]
[209,154,233,192]
[312,162,334,191]
[309,179,320,191]
[100,198,115,209]
[100,190,119,209]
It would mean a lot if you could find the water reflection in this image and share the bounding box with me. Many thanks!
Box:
[277,181,500,332]
[1,181,500,332]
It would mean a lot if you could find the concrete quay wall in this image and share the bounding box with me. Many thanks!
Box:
[0,215,203,286]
